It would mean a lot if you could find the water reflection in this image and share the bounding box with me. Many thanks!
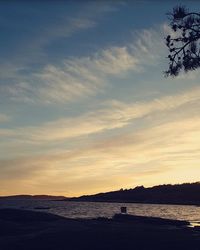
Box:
[0,200,199,226]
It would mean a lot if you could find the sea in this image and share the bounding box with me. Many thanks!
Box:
[0,200,199,227]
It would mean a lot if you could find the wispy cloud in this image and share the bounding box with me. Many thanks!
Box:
[1,84,200,194]
[0,1,123,98]
[1,84,200,195]
[131,26,166,65]
[0,14,96,80]
[1,113,200,195]
[26,1,124,52]
[2,46,138,104]
[0,24,166,104]
[1,85,200,146]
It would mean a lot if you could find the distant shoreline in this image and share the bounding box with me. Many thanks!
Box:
[1,182,200,207]
[62,199,200,206]
[64,182,200,206]
[1,196,199,206]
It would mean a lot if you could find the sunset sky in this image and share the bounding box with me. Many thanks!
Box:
[1,1,200,196]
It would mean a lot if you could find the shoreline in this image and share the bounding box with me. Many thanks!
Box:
[62,199,200,206]
[0,208,199,250]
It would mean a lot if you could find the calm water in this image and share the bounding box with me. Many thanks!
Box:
[0,200,199,226]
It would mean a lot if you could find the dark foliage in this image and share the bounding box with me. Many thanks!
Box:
[165,6,200,76]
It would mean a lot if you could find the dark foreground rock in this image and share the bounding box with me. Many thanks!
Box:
[0,208,199,250]
[113,213,190,226]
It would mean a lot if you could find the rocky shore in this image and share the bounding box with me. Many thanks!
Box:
[0,208,199,250]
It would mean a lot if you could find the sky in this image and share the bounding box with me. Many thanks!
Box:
[0,0,200,197]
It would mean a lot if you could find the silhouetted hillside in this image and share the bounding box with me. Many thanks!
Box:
[66,182,200,205]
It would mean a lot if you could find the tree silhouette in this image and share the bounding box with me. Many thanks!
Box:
[165,6,200,76]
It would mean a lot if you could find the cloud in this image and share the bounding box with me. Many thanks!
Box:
[1,85,200,145]
[1,113,200,195]
[0,23,170,105]
[2,46,138,104]
[131,25,167,65]
[1,82,200,195]
[27,1,123,51]
[0,1,124,101]
[28,16,96,54]
[0,12,97,80]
